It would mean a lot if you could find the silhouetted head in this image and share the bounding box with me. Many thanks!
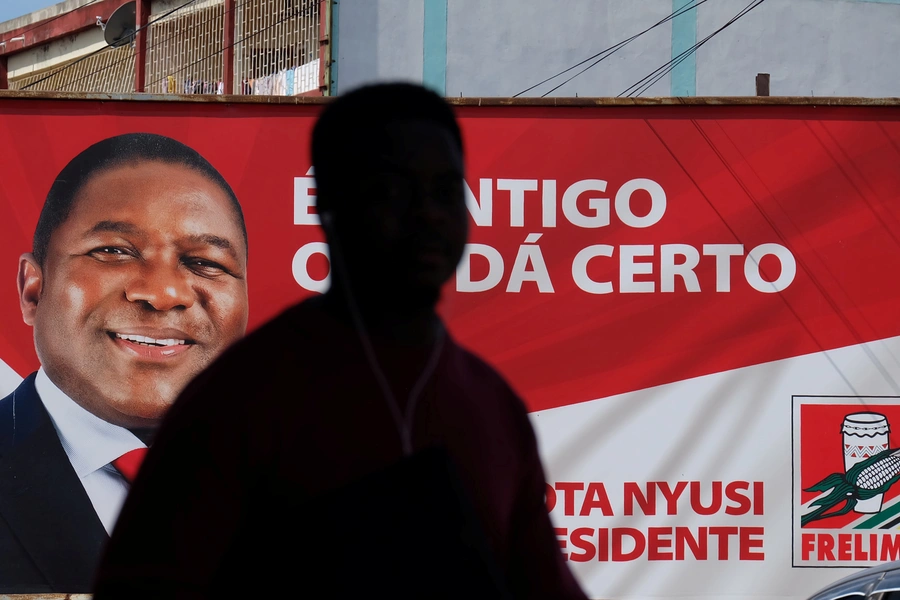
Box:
[19,133,249,428]
[312,82,467,312]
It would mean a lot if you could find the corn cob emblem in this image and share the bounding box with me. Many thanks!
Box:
[802,447,900,526]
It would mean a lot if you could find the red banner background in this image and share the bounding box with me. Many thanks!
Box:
[1,100,899,414]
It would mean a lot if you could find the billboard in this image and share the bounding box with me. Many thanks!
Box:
[1,95,899,599]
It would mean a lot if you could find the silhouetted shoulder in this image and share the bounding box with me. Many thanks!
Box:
[157,301,319,421]
[441,340,539,456]
[453,343,529,409]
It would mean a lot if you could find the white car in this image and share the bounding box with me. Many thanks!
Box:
[808,561,900,599]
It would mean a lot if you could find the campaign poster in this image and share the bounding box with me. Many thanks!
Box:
[1,95,899,599]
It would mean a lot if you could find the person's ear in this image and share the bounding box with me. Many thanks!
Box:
[18,253,43,326]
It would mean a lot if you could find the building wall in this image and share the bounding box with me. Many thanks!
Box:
[5,0,174,81]
[151,0,226,16]
[445,0,673,98]
[2,0,322,94]
[5,0,898,97]
[697,0,900,97]
[7,26,104,79]
[336,0,900,98]
[335,0,425,91]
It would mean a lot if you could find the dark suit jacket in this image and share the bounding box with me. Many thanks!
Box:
[0,373,108,592]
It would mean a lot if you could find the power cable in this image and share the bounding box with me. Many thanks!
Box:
[145,0,320,92]
[55,0,255,92]
[626,0,765,97]
[620,0,767,97]
[539,0,713,98]
[19,45,108,90]
[52,0,317,95]
[21,0,202,90]
[512,0,711,98]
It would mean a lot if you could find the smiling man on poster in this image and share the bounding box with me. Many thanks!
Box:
[0,133,249,593]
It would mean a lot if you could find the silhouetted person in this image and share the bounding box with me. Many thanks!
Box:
[93,83,587,600]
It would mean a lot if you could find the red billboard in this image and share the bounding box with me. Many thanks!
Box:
[1,95,899,599]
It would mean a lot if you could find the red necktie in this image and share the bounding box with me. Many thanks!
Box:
[112,448,148,483]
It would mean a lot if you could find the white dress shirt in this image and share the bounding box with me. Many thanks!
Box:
[35,368,147,535]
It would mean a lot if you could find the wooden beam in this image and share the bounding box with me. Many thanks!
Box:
[0,56,8,90]
[134,0,150,92]
[223,0,235,94]
[318,0,328,95]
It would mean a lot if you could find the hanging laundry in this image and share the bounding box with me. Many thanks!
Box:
[285,68,294,96]
[273,70,286,96]
[294,66,306,95]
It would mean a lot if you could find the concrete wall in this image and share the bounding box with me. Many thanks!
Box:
[6,0,179,80]
[151,0,226,17]
[335,0,425,93]
[697,0,900,97]
[335,0,900,98]
[7,26,104,78]
[4,0,897,96]
[446,0,674,98]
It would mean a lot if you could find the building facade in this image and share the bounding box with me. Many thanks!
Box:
[1,0,899,98]
[0,0,326,96]
[334,0,900,98]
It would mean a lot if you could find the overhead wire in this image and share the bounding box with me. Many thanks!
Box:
[620,0,767,97]
[512,0,711,98]
[21,0,203,90]
[145,0,320,92]
[19,45,109,90]
[538,0,713,98]
[44,0,318,95]
[53,0,254,93]
[625,0,765,97]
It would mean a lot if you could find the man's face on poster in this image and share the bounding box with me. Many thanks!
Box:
[18,161,249,428]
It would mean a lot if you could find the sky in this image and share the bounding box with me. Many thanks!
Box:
[0,1,60,25]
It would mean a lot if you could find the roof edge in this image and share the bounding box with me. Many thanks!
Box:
[0,0,95,35]
[0,91,899,107]
[446,96,900,107]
